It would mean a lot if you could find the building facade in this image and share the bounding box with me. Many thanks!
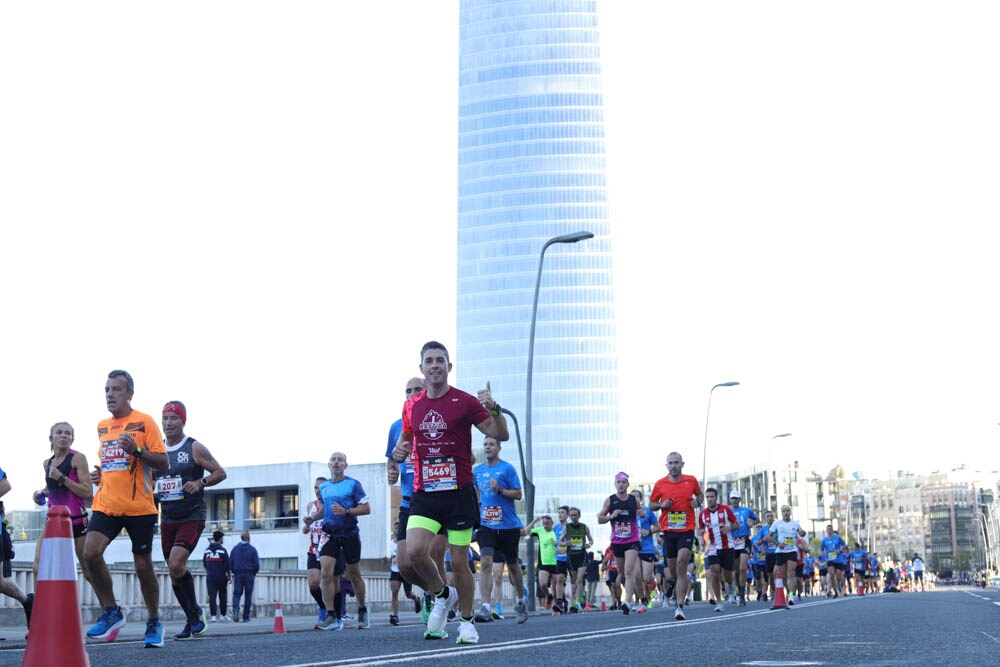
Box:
[456,0,620,515]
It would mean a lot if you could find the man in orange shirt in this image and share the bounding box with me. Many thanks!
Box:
[649,451,703,621]
[83,370,168,647]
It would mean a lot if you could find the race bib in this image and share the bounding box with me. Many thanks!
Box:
[667,511,686,531]
[732,536,746,550]
[704,541,718,556]
[613,521,632,540]
[570,536,583,550]
[783,536,795,546]
[155,475,184,502]
[423,457,457,492]
[483,505,502,525]
[101,440,131,472]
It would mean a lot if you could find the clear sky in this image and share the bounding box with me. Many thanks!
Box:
[2,1,998,510]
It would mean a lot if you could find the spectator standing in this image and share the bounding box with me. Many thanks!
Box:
[230,530,259,622]
[203,530,231,621]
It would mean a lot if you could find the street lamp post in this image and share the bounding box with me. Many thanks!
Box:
[701,381,740,489]
[766,433,792,511]
[524,230,593,612]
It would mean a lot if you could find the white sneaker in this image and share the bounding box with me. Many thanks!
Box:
[427,586,458,634]
[714,603,723,613]
[674,606,686,621]
[456,620,479,645]
[209,615,217,623]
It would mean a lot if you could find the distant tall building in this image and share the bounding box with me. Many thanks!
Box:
[456,0,620,516]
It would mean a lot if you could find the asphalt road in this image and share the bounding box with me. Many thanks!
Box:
[3,587,999,666]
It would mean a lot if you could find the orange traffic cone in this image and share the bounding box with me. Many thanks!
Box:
[23,506,90,666]
[600,597,607,612]
[858,582,866,597]
[273,602,286,634]
[770,571,788,610]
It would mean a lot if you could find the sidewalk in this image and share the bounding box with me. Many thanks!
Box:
[0,606,427,649]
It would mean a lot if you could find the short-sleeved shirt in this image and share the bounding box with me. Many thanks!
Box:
[650,474,701,532]
[554,523,567,562]
[821,535,847,564]
[473,459,523,530]
[731,506,758,538]
[93,409,166,516]
[385,418,414,508]
[637,505,657,554]
[402,387,490,493]
[770,519,802,553]
[319,476,369,537]
[530,526,557,566]
[699,504,738,554]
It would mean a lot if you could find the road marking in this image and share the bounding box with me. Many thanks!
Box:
[994,602,1000,607]
[274,608,798,666]
[982,631,1000,644]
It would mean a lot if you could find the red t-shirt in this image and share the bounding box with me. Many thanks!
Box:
[698,504,737,553]
[402,387,490,493]
[650,474,702,533]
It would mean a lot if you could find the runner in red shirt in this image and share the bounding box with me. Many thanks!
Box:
[649,451,703,620]
[392,341,508,645]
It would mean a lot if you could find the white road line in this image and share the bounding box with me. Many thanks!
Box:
[982,631,1000,644]
[275,607,791,667]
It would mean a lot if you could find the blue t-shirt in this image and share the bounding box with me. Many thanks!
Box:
[637,505,657,554]
[821,535,847,564]
[850,549,868,571]
[385,418,414,507]
[319,476,369,537]
[554,523,567,562]
[473,459,523,530]
[731,506,758,538]
[803,555,815,575]
[754,525,777,554]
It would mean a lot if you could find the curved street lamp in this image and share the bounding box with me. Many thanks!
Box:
[524,230,593,611]
[701,381,740,488]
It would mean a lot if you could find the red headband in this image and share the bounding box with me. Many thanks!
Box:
[163,402,186,424]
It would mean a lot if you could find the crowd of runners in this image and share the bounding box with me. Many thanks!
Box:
[0,342,941,650]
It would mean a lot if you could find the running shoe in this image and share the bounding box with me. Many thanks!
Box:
[421,594,433,624]
[210,615,218,623]
[636,606,647,614]
[456,620,479,645]
[569,602,580,614]
[714,603,723,613]
[357,608,371,629]
[474,605,493,623]
[787,598,795,606]
[427,586,458,634]
[317,608,327,624]
[389,614,399,626]
[516,599,528,624]
[316,615,343,631]
[174,623,193,640]
[424,628,448,640]
[86,606,127,640]
[492,602,505,620]
[674,606,686,621]
[144,618,164,648]
[191,608,207,637]
[621,602,630,616]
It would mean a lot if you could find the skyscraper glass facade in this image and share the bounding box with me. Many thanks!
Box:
[457,0,620,516]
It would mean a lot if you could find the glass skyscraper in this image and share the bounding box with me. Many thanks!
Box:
[456,0,620,517]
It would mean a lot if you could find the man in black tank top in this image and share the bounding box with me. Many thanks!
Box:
[156,401,227,640]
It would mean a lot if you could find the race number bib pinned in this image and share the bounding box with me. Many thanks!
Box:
[667,511,686,531]
[101,439,131,472]
[423,456,458,492]
[483,505,502,525]
[155,475,184,502]
[613,521,632,540]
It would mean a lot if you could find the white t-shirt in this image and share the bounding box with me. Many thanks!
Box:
[770,519,802,553]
